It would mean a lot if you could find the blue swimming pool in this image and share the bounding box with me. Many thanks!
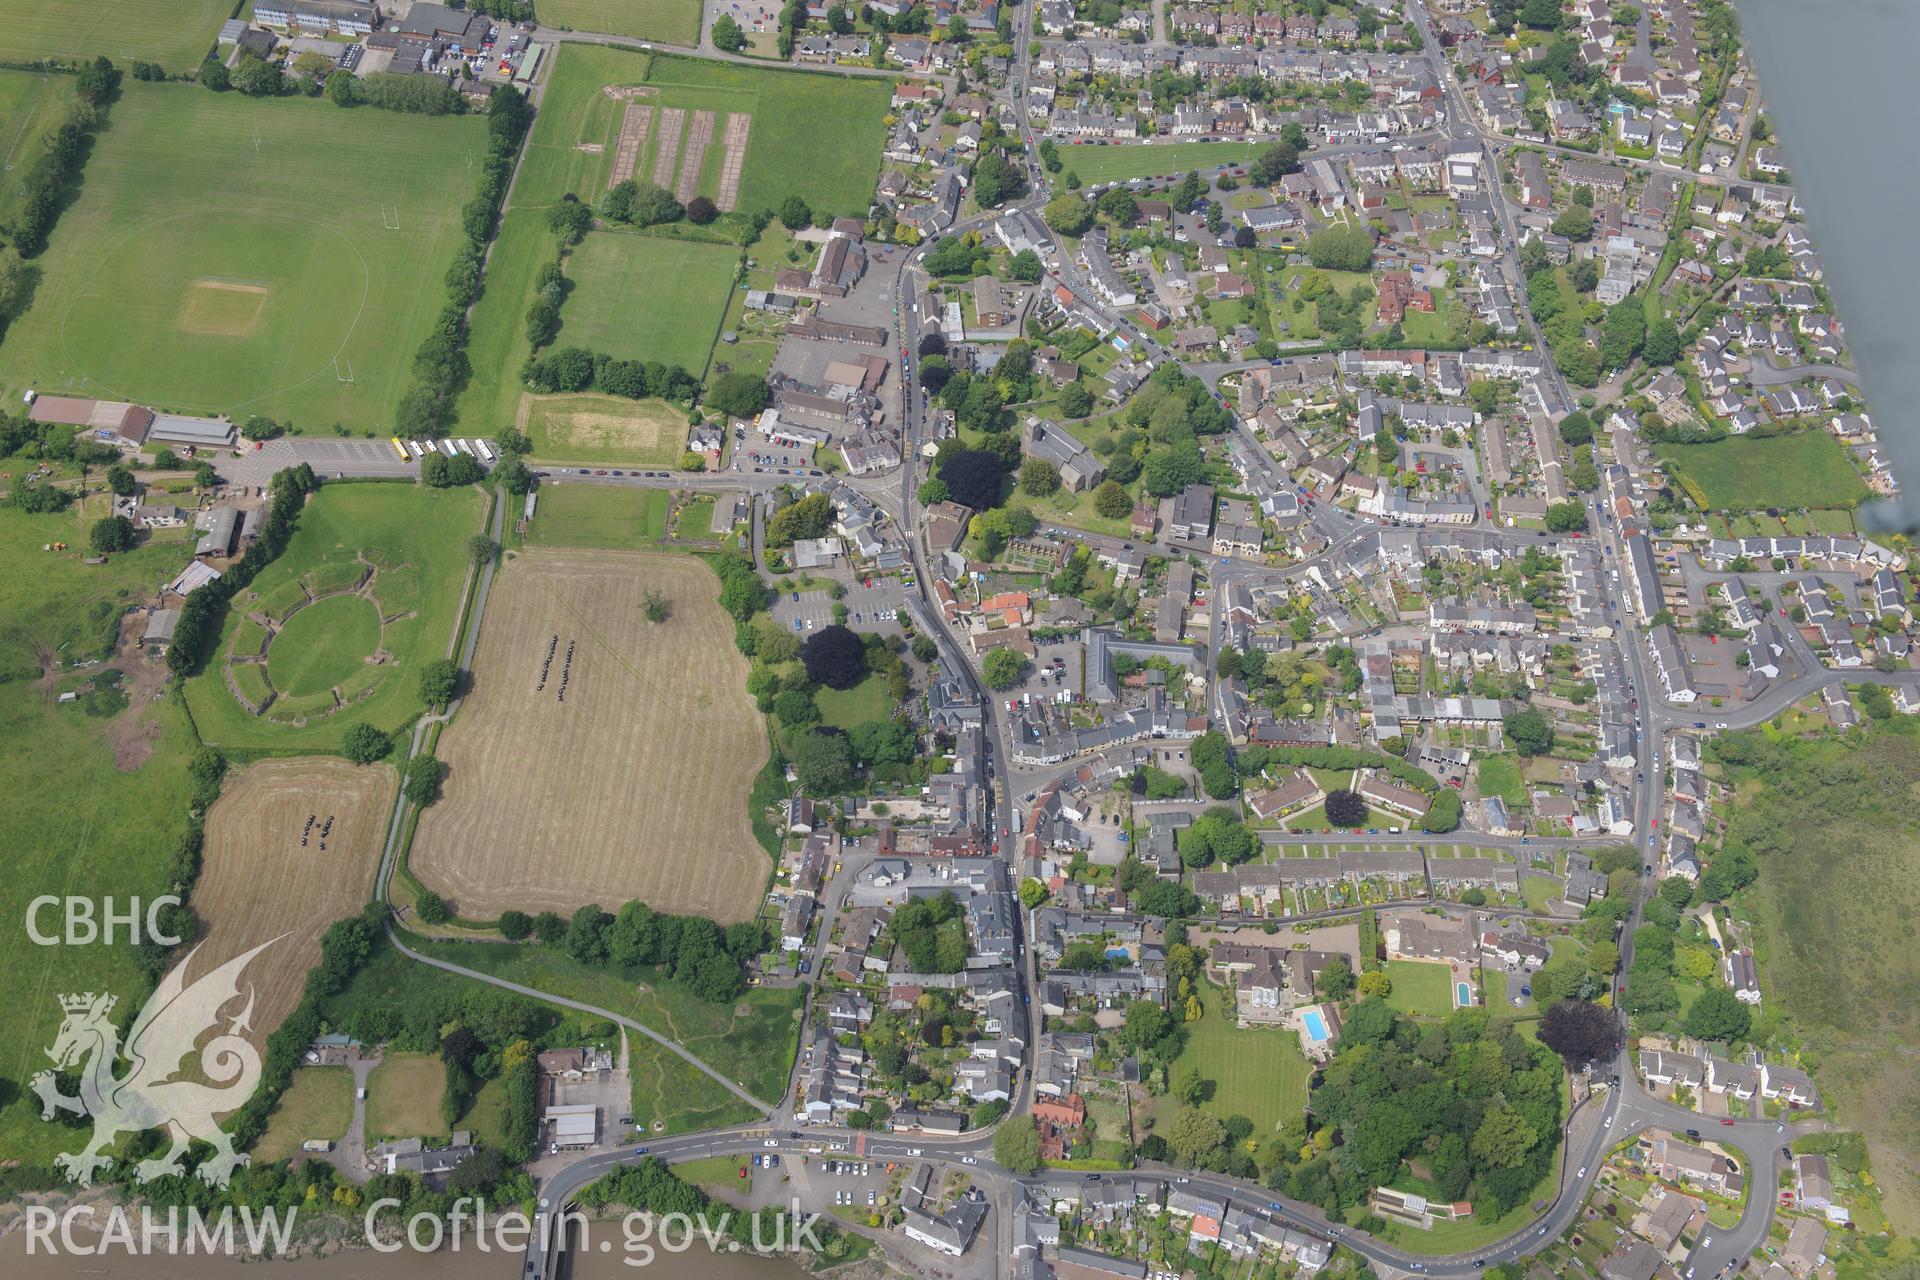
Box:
[1302,1009,1330,1042]
[1456,982,1472,1006]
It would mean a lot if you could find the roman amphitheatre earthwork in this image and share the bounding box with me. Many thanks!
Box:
[219,547,423,726]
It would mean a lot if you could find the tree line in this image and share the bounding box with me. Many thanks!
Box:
[166,463,322,676]
[2,57,119,261]
[500,900,767,1005]
[394,87,533,437]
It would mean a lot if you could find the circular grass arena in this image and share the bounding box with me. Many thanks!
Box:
[266,594,382,697]
[57,210,369,412]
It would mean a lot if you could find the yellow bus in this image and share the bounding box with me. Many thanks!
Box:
[390,437,410,462]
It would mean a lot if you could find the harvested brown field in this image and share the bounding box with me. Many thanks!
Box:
[609,102,652,188]
[650,107,684,188]
[196,756,395,1038]
[675,109,714,204]
[411,549,768,922]
[716,112,751,211]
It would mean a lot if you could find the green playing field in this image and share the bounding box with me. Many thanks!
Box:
[0,82,485,429]
[0,0,236,71]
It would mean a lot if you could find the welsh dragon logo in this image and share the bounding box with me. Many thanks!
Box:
[33,937,281,1188]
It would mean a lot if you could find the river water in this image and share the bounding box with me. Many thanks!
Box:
[1732,0,1920,519]
[0,1222,814,1280]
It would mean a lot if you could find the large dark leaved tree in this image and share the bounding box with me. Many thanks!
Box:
[799,625,868,690]
[1537,997,1619,1069]
[1324,788,1367,827]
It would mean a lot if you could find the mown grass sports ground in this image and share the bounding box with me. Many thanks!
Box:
[183,483,484,751]
[1057,139,1270,186]
[409,548,769,922]
[0,0,233,71]
[561,231,740,375]
[534,0,703,45]
[365,1052,446,1141]
[456,46,890,447]
[0,82,485,428]
[523,483,670,549]
[1656,432,1870,512]
[196,756,395,1037]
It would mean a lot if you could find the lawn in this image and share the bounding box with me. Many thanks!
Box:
[1058,139,1268,185]
[1656,433,1870,512]
[182,483,484,751]
[561,232,740,376]
[815,671,896,729]
[0,502,205,1169]
[0,82,487,429]
[536,0,703,45]
[0,0,233,70]
[1475,754,1527,807]
[254,1067,355,1163]
[264,593,383,698]
[1383,960,1457,1018]
[1155,979,1311,1138]
[413,936,805,1106]
[365,1052,447,1141]
[457,47,887,436]
[525,483,671,550]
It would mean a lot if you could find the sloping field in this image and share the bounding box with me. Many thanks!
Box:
[0,503,202,1168]
[410,548,767,921]
[196,756,395,1037]
[1725,724,1920,1229]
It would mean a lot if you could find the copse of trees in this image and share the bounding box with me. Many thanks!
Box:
[766,491,834,546]
[1284,1002,1563,1216]
[604,178,683,227]
[521,347,701,401]
[1189,731,1236,798]
[547,899,767,1005]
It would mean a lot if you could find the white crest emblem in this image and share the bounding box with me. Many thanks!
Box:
[34,937,283,1188]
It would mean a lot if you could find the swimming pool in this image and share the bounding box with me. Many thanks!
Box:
[1302,1009,1330,1042]
[1456,982,1472,1006]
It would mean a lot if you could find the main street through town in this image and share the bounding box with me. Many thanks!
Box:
[204,11,1894,1278]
